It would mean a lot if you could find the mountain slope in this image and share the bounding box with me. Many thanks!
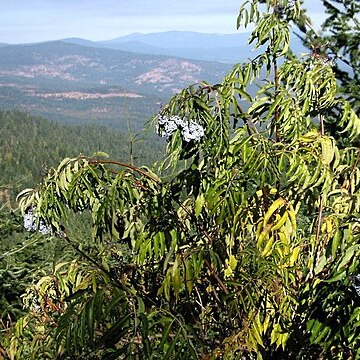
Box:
[0,110,164,193]
[0,40,231,128]
[0,41,230,93]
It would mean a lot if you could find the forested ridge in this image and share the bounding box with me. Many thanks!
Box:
[1,0,360,359]
[0,110,163,194]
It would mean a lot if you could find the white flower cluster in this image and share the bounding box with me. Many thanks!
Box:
[156,115,205,143]
[24,207,51,235]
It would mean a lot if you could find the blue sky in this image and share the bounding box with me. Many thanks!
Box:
[0,0,326,44]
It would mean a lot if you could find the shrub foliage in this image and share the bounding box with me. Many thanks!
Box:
[1,0,360,359]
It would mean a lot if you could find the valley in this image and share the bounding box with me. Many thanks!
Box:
[0,38,232,130]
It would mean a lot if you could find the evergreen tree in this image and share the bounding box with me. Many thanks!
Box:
[299,0,360,141]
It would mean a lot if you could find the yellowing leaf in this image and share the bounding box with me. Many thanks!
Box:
[263,198,286,226]
[261,236,275,257]
[289,246,300,266]
[224,266,233,277]
[271,211,289,231]
[319,137,334,165]
[228,254,238,270]
[195,194,205,217]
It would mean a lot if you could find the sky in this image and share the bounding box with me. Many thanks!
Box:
[0,0,326,44]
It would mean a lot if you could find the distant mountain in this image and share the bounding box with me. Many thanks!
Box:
[103,31,248,49]
[61,37,107,49]
[100,31,251,63]
[98,31,307,64]
[0,40,231,129]
[0,40,230,93]
[100,41,248,64]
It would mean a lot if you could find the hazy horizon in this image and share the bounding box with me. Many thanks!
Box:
[0,0,326,44]
[1,30,250,46]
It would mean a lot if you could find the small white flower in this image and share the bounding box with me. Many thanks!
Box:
[182,121,205,142]
[156,115,179,140]
[157,115,168,125]
[24,211,36,232]
[173,116,187,128]
[39,222,51,235]
[23,207,51,235]
[163,120,178,135]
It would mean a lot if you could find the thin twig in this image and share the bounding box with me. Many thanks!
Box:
[273,0,281,142]
[86,157,160,183]
[205,260,229,295]
[59,229,133,296]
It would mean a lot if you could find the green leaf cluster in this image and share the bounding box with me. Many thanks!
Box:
[1,1,360,359]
